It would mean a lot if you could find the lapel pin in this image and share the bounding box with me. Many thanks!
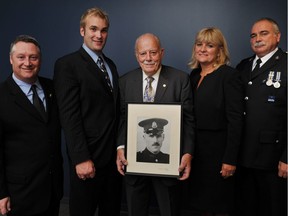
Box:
[163,84,166,87]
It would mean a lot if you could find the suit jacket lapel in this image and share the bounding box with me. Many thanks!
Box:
[102,54,119,100]
[259,49,283,73]
[126,69,143,102]
[39,78,53,123]
[154,67,169,102]
[79,47,115,95]
[6,76,45,122]
[252,49,284,78]
[79,47,102,77]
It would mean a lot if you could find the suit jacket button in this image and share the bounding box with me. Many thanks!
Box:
[245,96,249,100]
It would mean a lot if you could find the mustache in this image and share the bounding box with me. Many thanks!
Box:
[152,142,160,146]
[254,41,266,47]
[143,61,156,65]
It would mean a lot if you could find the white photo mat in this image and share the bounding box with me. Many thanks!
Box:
[126,103,182,177]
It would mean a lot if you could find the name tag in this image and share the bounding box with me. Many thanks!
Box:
[267,95,276,102]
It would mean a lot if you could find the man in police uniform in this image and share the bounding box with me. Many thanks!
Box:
[236,17,287,216]
[137,118,169,164]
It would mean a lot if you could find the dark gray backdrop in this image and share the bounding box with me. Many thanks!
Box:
[0,0,287,199]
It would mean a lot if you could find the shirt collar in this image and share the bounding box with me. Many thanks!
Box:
[255,47,278,66]
[82,43,102,64]
[142,66,162,83]
[12,73,41,95]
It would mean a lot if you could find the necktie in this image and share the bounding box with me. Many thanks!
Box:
[143,77,154,102]
[97,56,113,92]
[31,85,47,121]
[252,58,262,74]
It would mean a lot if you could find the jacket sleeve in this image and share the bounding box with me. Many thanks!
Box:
[181,73,196,156]
[222,68,244,165]
[53,58,91,166]
[0,120,9,199]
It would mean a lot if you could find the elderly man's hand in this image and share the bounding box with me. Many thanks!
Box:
[0,197,11,215]
[278,161,288,178]
[178,153,192,180]
[116,148,128,176]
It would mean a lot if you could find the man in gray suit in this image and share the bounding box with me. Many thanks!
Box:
[116,33,195,216]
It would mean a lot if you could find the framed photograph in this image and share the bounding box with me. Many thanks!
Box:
[125,103,182,178]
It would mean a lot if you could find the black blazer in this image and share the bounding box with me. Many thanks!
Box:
[236,48,287,169]
[190,65,244,165]
[117,65,195,161]
[53,47,119,168]
[0,75,63,215]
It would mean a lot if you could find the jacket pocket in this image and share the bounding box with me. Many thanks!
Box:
[6,173,28,185]
[259,130,282,144]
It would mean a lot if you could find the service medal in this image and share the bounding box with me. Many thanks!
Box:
[273,81,280,88]
[266,80,273,86]
[273,71,281,89]
[266,71,274,86]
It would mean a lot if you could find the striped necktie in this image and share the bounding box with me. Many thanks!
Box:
[97,56,113,92]
[143,77,154,102]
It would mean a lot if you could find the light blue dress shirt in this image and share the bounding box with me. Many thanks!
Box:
[82,43,113,86]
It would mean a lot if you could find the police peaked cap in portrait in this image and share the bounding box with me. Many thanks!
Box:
[139,118,168,135]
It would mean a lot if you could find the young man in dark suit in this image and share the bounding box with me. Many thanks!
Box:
[236,17,287,216]
[116,33,195,216]
[0,35,63,216]
[53,7,122,216]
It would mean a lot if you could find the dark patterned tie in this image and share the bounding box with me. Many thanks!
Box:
[143,77,154,102]
[31,85,47,121]
[97,56,113,92]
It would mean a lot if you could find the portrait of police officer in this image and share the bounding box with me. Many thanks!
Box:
[137,118,169,164]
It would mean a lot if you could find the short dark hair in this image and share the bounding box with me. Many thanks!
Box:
[10,35,41,55]
[255,17,280,34]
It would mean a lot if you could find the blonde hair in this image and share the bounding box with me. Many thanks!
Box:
[80,7,109,28]
[188,27,230,69]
